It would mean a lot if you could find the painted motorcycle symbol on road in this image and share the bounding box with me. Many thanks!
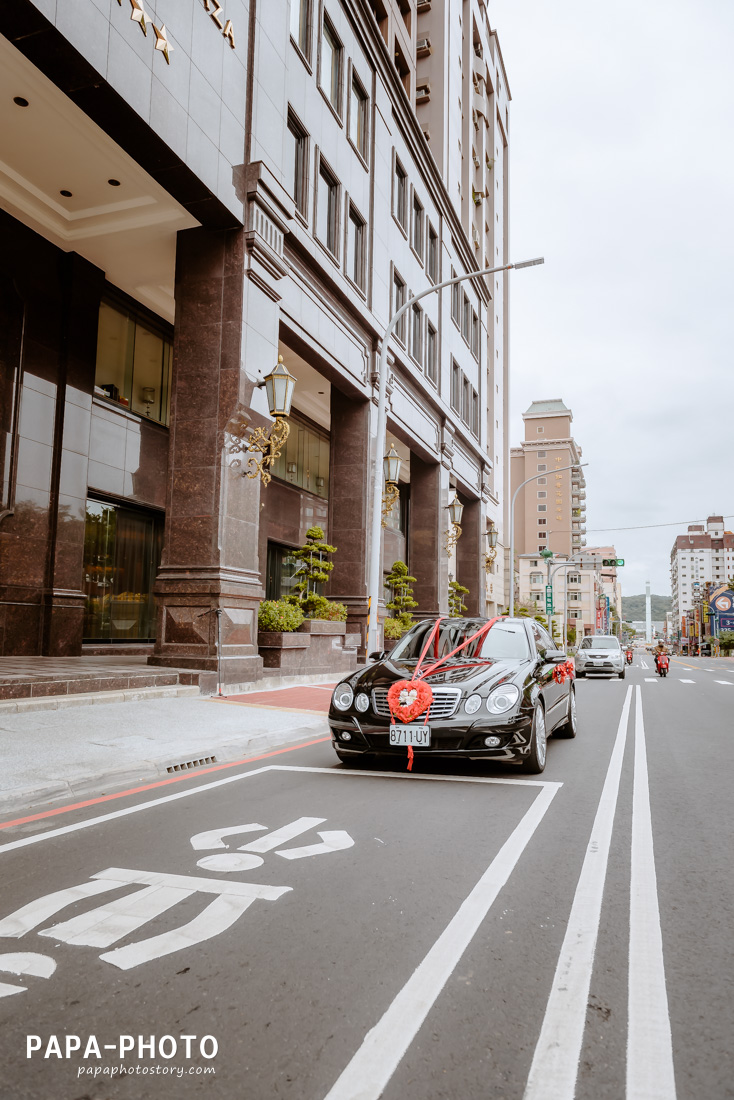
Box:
[0,817,353,996]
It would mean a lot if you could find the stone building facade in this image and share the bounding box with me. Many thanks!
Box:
[0,0,511,678]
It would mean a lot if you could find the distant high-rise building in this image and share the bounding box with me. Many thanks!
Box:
[510,399,586,561]
[670,516,734,635]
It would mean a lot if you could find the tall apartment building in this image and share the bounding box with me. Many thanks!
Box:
[0,0,512,668]
[670,516,734,631]
[510,399,586,562]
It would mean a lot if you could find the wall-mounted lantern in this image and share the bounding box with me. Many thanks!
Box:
[445,492,464,556]
[245,355,297,485]
[381,443,402,527]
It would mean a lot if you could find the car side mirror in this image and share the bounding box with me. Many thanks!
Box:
[545,651,568,663]
[369,650,386,662]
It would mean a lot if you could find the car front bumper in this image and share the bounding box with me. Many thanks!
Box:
[576,659,624,674]
[328,710,534,761]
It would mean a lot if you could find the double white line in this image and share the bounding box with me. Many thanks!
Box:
[523,685,676,1099]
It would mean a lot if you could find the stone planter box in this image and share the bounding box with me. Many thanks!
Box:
[258,621,357,674]
[297,619,346,635]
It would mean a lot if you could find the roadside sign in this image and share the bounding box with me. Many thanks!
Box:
[545,585,553,616]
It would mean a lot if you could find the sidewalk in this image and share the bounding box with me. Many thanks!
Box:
[0,683,336,819]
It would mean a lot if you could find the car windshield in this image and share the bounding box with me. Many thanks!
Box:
[580,637,620,650]
[390,619,529,662]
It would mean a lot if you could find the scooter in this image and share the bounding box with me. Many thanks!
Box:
[655,653,669,677]
[625,649,633,665]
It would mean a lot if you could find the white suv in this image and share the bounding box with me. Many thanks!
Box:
[575,635,625,679]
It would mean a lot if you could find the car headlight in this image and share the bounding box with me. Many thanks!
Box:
[464,693,482,714]
[355,692,369,713]
[486,684,520,714]
[332,685,354,711]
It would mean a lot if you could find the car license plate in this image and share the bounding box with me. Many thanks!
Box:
[389,725,431,747]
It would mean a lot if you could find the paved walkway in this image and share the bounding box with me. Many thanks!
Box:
[0,684,334,818]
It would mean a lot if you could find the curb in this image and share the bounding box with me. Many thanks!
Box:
[0,684,201,715]
[0,720,330,821]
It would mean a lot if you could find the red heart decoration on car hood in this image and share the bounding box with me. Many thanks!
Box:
[387,679,434,723]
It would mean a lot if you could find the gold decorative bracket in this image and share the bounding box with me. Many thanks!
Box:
[244,417,291,486]
[445,522,462,558]
[483,547,497,574]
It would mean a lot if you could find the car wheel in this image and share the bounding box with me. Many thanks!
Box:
[554,685,577,739]
[334,750,375,767]
[521,703,547,774]
[619,669,625,679]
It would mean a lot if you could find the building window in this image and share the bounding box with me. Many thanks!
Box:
[349,75,368,158]
[346,204,366,289]
[393,269,407,342]
[471,388,479,436]
[538,505,547,512]
[537,427,544,434]
[451,360,461,411]
[394,157,407,228]
[538,519,547,526]
[461,291,470,341]
[569,574,581,584]
[537,450,546,457]
[412,193,424,255]
[451,268,460,324]
[316,159,339,254]
[286,110,308,216]
[411,303,423,365]
[266,543,301,601]
[271,411,330,499]
[83,499,163,642]
[290,0,310,56]
[471,310,479,358]
[95,298,172,425]
[461,376,471,425]
[426,322,437,383]
[530,573,543,584]
[427,223,438,282]
[321,17,342,113]
[537,477,547,485]
[537,491,547,499]
[537,464,547,472]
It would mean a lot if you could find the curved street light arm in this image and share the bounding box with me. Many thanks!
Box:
[367,259,544,656]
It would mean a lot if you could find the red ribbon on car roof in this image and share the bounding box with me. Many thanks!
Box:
[387,616,506,770]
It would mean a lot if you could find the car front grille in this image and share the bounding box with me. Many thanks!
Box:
[371,686,462,720]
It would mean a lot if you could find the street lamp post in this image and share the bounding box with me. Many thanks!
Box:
[508,463,588,618]
[367,257,544,656]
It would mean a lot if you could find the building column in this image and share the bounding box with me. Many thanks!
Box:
[150,226,263,682]
[43,253,105,655]
[409,455,446,616]
[456,496,483,616]
[328,390,371,653]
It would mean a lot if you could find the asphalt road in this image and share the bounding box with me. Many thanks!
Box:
[0,656,731,1100]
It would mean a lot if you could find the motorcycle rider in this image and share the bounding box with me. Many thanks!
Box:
[653,641,667,672]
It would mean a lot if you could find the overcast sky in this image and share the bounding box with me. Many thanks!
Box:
[492,0,734,597]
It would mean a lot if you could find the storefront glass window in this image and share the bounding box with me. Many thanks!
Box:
[266,543,302,601]
[83,499,163,641]
[271,413,330,499]
[95,300,172,425]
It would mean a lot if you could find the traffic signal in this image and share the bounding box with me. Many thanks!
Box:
[602,558,624,567]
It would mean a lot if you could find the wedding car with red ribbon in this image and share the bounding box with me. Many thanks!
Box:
[329,616,576,774]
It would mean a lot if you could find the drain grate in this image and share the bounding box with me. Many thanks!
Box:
[166,755,217,774]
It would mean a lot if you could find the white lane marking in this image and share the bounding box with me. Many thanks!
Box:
[0,768,557,856]
[39,884,193,949]
[628,688,677,1099]
[323,782,560,1100]
[276,830,354,860]
[640,661,649,669]
[714,681,733,686]
[522,686,633,1100]
[678,680,695,684]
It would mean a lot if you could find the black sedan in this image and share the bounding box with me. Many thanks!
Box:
[329,617,576,773]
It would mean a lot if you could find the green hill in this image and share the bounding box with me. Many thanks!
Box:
[622,594,672,620]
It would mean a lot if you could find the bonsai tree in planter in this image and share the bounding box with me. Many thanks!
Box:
[291,526,343,618]
[448,580,469,616]
[385,560,418,637]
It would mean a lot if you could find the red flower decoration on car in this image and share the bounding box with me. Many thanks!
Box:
[387,679,434,723]
[552,659,576,684]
